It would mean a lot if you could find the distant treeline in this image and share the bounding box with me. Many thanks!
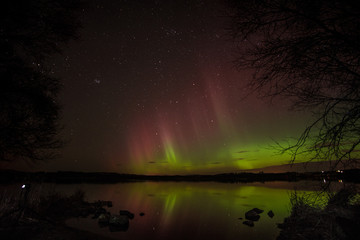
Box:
[0,169,359,184]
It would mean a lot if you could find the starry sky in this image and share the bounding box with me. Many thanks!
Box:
[29,0,310,174]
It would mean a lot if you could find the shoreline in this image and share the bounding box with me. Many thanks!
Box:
[1,169,359,184]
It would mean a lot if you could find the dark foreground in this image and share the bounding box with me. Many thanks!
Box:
[277,187,360,240]
[1,221,114,240]
[0,190,119,240]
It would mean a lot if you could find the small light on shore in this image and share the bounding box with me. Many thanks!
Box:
[22,184,26,189]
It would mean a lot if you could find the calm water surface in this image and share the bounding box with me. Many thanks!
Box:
[2,181,339,239]
[56,181,327,240]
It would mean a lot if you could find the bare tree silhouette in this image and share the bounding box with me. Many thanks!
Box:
[229,0,360,169]
[0,0,83,163]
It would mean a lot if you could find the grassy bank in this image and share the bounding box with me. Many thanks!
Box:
[277,186,360,240]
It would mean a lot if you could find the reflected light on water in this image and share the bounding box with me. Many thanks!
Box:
[62,181,321,240]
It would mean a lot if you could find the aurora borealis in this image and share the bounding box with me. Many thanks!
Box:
[124,67,305,174]
[8,0,310,174]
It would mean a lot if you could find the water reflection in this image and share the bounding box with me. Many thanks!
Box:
[62,181,321,240]
[1,181,344,239]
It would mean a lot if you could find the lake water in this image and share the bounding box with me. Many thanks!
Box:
[61,181,333,240]
[1,181,342,239]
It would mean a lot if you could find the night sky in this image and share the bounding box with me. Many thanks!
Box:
[19,0,310,174]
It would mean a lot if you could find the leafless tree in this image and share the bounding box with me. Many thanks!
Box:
[228,0,360,169]
[0,0,83,163]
